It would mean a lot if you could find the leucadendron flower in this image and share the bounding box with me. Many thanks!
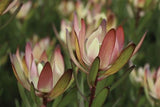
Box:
[67,17,146,80]
[58,0,74,17]
[144,64,160,101]
[127,0,158,18]
[130,66,145,86]
[0,0,18,15]
[10,0,32,19]
[10,37,72,100]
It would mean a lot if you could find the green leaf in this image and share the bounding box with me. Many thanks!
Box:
[88,57,100,87]
[0,0,11,15]
[92,87,109,107]
[96,75,114,95]
[30,82,40,106]
[15,99,20,107]
[52,95,63,107]
[17,82,31,107]
[57,87,77,107]
[110,65,135,91]
[99,43,136,78]
[48,69,72,100]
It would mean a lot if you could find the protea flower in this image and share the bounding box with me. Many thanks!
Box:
[144,64,160,101]
[10,37,72,101]
[67,17,146,80]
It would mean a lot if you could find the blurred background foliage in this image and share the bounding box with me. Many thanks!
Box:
[0,0,160,106]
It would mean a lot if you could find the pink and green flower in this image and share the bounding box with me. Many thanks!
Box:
[10,38,72,100]
[67,16,146,79]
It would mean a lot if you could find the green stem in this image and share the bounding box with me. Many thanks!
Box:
[73,70,88,102]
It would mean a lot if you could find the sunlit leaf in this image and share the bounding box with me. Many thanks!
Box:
[99,43,136,78]
[87,57,100,87]
[92,87,109,107]
[48,69,72,100]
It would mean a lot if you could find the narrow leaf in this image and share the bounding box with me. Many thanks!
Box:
[92,87,109,107]
[17,82,31,107]
[99,43,136,78]
[132,32,147,56]
[88,57,100,87]
[48,69,72,100]
[58,88,77,107]
[37,62,53,92]
[66,29,88,73]
[98,29,116,69]
[30,82,39,105]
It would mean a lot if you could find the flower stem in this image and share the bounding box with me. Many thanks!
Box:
[41,97,48,107]
[73,69,89,102]
[89,76,98,107]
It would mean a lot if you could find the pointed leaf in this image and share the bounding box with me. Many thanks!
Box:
[116,26,124,50]
[30,58,39,88]
[88,57,100,87]
[98,29,116,69]
[132,32,146,56]
[58,87,77,107]
[25,42,32,70]
[10,54,30,90]
[17,82,31,107]
[66,29,88,73]
[30,82,38,105]
[51,46,65,87]
[2,0,18,15]
[99,43,136,78]
[74,30,86,67]
[74,12,79,35]
[48,69,72,100]
[37,62,53,92]
[92,87,109,107]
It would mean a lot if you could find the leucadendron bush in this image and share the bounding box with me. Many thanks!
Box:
[1,0,160,106]
[10,37,72,106]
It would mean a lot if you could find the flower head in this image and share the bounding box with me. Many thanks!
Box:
[130,66,145,86]
[10,1,32,19]
[145,64,160,100]
[58,0,74,16]
[67,17,146,79]
[10,37,72,100]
